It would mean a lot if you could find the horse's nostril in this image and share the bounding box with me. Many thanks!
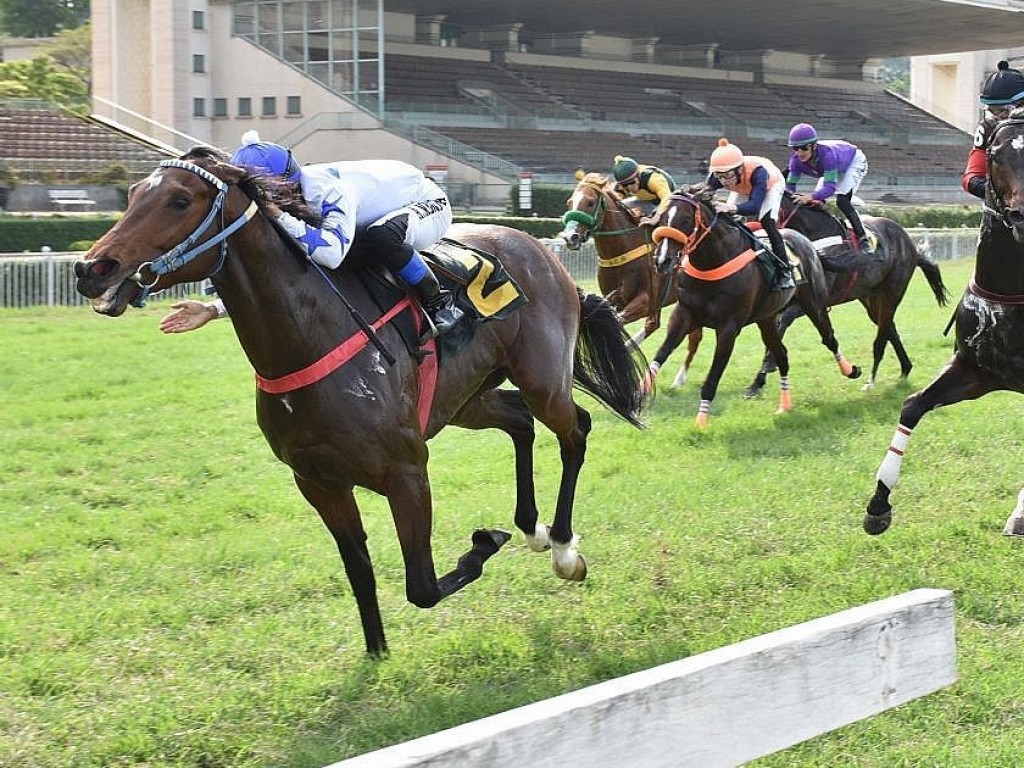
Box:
[1009,210,1024,224]
[74,260,87,278]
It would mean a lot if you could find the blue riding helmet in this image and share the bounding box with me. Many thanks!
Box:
[229,132,302,182]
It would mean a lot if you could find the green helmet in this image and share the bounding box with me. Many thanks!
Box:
[613,155,639,183]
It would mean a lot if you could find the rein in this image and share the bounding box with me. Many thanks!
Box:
[129,159,259,307]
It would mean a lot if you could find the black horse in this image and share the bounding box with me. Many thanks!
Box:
[865,116,1024,536]
[744,191,948,397]
[647,190,860,427]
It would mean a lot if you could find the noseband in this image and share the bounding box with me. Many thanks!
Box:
[130,159,259,306]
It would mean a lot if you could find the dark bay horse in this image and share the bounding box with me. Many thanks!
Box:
[865,116,1024,537]
[648,190,861,427]
[558,172,702,385]
[744,191,949,396]
[72,148,649,656]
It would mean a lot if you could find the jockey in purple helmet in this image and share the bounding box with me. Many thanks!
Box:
[160,131,463,339]
[785,122,873,255]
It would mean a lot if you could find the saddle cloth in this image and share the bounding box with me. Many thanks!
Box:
[422,237,528,321]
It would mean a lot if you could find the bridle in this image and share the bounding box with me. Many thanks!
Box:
[129,159,259,307]
[562,181,643,242]
[984,117,1024,232]
[651,193,718,259]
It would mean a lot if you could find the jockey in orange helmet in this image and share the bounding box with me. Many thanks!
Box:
[703,139,794,290]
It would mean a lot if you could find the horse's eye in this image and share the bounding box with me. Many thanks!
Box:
[172,196,190,210]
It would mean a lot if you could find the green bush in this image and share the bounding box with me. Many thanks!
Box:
[67,240,95,251]
[0,216,119,253]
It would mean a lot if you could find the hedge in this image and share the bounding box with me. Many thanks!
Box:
[0,204,983,254]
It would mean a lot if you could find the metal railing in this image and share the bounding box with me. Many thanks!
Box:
[0,231,978,308]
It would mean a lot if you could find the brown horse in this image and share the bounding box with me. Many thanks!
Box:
[558,172,702,385]
[72,148,649,657]
[743,191,949,397]
[648,190,861,427]
[865,116,1024,537]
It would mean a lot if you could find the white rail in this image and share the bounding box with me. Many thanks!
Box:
[329,589,956,768]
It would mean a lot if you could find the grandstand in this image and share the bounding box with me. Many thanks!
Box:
[1,101,169,183]
[20,1,1024,210]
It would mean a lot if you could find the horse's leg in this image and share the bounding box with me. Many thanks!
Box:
[383,463,512,602]
[744,306,802,399]
[451,388,551,552]
[693,324,742,428]
[887,324,913,379]
[292,477,387,657]
[647,302,696,391]
[531,398,591,580]
[755,317,792,414]
[865,356,994,535]
[801,299,861,382]
[861,297,912,389]
[671,328,703,387]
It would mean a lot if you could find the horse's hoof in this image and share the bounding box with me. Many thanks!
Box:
[554,553,587,581]
[1002,518,1024,537]
[551,537,587,581]
[743,386,762,400]
[472,528,512,554]
[863,512,892,535]
[848,365,862,380]
[861,380,877,392]
[525,522,552,552]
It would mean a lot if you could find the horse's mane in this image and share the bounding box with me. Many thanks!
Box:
[179,145,321,225]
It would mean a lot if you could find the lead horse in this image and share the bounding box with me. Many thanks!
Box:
[558,172,702,384]
[647,190,861,427]
[744,191,949,396]
[865,116,1024,537]
[73,148,649,656]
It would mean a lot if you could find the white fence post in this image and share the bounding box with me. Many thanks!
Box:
[328,589,956,768]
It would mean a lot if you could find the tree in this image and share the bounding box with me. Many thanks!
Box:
[0,55,88,106]
[44,23,91,94]
[0,0,89,38]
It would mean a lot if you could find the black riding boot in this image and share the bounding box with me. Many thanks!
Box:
[413,271,464,339]
[838,196,873,255]
[763,219,795,291]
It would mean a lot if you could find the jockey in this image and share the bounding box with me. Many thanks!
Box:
[962,60,1024,200]
[703,138,794,290]
[785,123,873,255]
[612,155,676,221]
[161,131,463,338]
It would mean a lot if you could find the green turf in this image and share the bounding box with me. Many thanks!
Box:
[2,258,1022,767]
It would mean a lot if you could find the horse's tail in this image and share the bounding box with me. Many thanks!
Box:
[913,239,951,307]
[573,288,649,427]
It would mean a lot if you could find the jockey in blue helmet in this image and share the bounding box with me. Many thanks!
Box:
[161,131,463,339]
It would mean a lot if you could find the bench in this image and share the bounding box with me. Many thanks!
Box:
[49,188,97,211]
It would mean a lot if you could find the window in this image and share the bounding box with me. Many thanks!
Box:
[192,10,205,30]
[193,54,205,74]
[262,96,277,116]
[213,98,228,118]
[286,95,301,115]
[193,98,206,117]
[238,97,252,117]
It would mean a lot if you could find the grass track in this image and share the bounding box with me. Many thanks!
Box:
[2,257,1023,767]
